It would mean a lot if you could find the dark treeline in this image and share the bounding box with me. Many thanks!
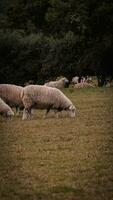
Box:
[0,0,113,85]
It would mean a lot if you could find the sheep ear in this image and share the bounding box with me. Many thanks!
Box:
[69,105,73,110]
[69,105,76,111]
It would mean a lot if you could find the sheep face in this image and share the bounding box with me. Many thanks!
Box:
[67,105,76,118]
[7,110,14,117]
[63,78,69,88]
[63,77,69,83]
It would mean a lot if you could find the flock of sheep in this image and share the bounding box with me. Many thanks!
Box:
[0,77,77,119]
[0,76,96,119]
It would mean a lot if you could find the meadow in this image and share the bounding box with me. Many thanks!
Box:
[0,87,113,200]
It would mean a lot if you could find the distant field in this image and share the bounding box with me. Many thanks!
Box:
[0,87,113,200]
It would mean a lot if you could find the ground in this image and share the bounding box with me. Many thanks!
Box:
[0,87,113,200]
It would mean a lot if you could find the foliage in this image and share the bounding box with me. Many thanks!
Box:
[0,0,113,85]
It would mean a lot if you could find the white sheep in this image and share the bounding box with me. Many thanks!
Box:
[74,82,95,88]
[0,84,23,114]
[21,85,76,120]
[0,97,14,117]
[44,77,69,89]
[71,76,79,84]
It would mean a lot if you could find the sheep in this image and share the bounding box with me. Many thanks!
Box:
[21,85,76,120]
[24,80,35,86]
[44,77,69,89]
[0,97,14,117]
[74,82,95,88]
[0,84,23,114]
[86,76,92,83]
[71,76,79,84]
[72,76,87,84]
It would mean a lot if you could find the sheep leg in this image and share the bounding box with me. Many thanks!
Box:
[15,106,20,116]
[22,108,31,120]
[54,110,59,118]
[22,108,28,120]
[22,96,32,120]
[43,107,51,118]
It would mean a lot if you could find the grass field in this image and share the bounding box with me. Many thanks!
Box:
[0,87,113,200]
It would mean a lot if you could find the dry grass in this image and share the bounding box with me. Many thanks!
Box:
[0,87,113,200]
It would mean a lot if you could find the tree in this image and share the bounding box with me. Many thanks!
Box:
[0,0,113,85]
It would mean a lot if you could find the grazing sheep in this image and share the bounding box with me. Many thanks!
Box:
[0,84,23,113]
[74,82,95,88]
[0,97,14,117]
[44,77,69,89]
[24,80,35,86]
[80,76,86,83]
[86,76,92,83]
[72,76,79,84]
[21,85,76,120]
